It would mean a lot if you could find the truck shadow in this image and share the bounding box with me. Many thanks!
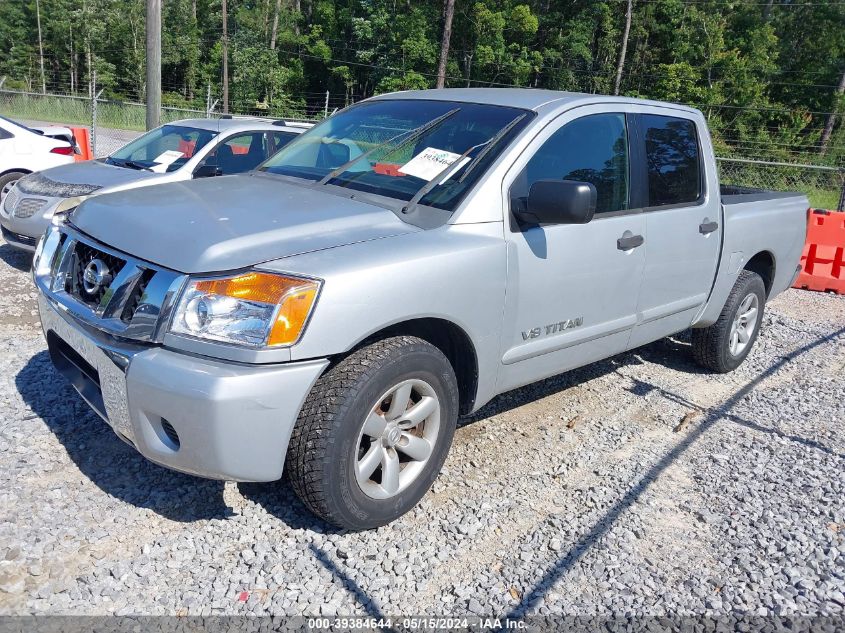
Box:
[462,331,701,426]
[242,332,705,533]
[15,350,233,523]
[0,242,33,272]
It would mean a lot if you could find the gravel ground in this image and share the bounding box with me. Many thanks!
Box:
[0,238,843,618]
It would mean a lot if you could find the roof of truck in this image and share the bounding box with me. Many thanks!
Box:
[370,88,702,115]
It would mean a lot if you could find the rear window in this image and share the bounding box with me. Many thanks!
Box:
[642,114,701,207]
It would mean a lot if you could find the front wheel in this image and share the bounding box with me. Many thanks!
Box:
[691,270,766,373]
[0,171,25,204]
[285,336,459,530]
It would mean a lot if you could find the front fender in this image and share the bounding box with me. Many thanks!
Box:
[260,222,508,411]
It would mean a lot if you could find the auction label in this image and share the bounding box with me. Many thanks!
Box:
[399,147,469,181]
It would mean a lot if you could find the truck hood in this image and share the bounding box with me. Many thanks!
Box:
[19,160,162,197]
[70,173,419,273]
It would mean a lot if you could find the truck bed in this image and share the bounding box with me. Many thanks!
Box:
[720,184,806,205]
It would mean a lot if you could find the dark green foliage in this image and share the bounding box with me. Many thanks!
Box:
[0,0,842,164]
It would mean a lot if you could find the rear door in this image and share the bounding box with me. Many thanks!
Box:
[498,106,647,393]
[628,111,722,349]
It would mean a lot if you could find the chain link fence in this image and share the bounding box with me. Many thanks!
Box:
[3,79,845,211]
[717,158,845,211]
[0,81,218,157]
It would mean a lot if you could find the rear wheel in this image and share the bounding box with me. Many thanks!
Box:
[692,270,766,373]
[0,171,25,203]
[285,336,459,530]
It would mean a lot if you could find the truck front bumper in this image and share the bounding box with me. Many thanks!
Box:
[38,293,328,481]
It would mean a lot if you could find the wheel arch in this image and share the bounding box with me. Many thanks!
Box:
[0,168,31,178]
[346,317,479,416]
[744,250,776,297]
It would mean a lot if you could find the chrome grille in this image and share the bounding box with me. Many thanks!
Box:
[66,241,127,308]
[3,187,20,214]
[33,226,185,343]
[14,197,48,219]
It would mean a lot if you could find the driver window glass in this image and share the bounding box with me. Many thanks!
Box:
[512,113,629,215]
[205,132,268,175]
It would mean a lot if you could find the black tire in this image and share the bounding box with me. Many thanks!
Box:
[285,335,459,530]
[691,270,766,373]
[0,171,26,203]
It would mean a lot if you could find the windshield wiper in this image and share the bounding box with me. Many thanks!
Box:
[401,113,527,215]
[107,157,151,171]
[317,108,460,186]
[124,160,152,171]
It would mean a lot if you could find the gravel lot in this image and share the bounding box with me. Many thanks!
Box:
[0,237,843,618]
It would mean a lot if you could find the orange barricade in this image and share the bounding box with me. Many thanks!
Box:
[70,127,93,161]
[793,208,845,295]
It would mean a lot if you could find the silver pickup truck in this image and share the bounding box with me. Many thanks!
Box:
[31,89,808,530]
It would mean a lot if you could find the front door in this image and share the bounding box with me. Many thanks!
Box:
[498,108,647,393]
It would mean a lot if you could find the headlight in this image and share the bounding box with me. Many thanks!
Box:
[51,196,88,225]
[170,271,320,347]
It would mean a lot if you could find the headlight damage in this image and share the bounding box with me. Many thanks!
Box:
[170,271,320,347]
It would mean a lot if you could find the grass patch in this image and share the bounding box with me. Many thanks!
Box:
[0,92,209,132]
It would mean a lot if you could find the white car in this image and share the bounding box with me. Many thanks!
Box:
[0,115,76,201]
[1,117,312,250]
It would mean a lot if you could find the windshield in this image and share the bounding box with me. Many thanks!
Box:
[260,99,532,212]
[108,124,217,173]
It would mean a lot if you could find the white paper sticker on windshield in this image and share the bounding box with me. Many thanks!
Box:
[150,149,185,172]
[399,147,469,181]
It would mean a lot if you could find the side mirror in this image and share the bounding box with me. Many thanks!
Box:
[518,179,597,225]
[194,163,222,179]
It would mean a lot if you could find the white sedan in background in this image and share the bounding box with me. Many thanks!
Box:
[1,117,311,251]
[0,115,76,200]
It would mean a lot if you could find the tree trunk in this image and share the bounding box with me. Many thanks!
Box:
[36,0,46,93]
[436,0,455,89]
[762,0,775,21]
[613,0,633,96]
[294,0,301,36]
[69,23,76,94]
[464,53,473,87]
[819,67,845,154]
[270,0,282,50]
[222,0,229,113]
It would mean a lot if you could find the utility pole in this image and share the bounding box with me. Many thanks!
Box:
[36,0,46,93]
[146,0,162,130]
[222,0,230,114]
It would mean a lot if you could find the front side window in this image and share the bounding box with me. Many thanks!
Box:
[204,132,268,175]
[261,99,533,212]
[108,124,217,173]
[642,114,701,207]
[271,131,297,154]
[511,113,629,215]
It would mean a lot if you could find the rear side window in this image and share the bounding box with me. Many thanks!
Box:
[642,114,701,207]
[0,126,13,140]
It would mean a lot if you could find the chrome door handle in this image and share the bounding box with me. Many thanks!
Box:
[617,234,645,250]
[699,220,719,234]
